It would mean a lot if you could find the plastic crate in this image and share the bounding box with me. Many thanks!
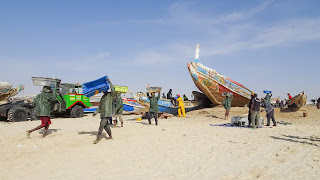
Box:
[82,76,109,97]
[114,86,128,93]
[146,87,162,93]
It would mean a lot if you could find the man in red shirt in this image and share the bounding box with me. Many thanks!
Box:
[287,93,292,99]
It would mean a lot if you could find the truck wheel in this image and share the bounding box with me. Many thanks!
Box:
[8,107,28,122]
[70,105,84,118]
[30,108,40,121]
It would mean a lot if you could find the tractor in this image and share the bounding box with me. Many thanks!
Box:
[31,77,92,119]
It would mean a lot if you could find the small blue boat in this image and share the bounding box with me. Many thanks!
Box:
[139,96,203,115]
[82,75,109,97]
[123,99,148,113]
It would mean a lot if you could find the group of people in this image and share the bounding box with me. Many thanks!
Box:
[222,92,276,128]
[248,92,276,128]
[26,79,189,144]
[26,78,125,144]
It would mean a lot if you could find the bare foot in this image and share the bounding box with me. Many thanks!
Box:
[93,139,99,144]
[93,137,101,144]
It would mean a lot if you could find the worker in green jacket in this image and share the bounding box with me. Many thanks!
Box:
[113,93,124,127]
[222,93,233,120]
[92,78,116,144]
[26,86,56,138]
[264,92,272,103]
[147,92,160,125]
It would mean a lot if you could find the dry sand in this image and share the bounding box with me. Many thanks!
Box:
[0,106,319,179]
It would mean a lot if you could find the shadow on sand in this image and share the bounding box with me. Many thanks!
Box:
[270,134,319,147]
[38,129,61,135]
[78,131,110,139]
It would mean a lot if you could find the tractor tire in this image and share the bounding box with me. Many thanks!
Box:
[8,106,28,122]
[70,105,84,118]
[30,108,40,121]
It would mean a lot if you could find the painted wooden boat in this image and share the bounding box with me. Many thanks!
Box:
[187,44,253,106]
[83,94,148,114]
[282,92,307,111]
[133,91,204,115]
[123,98,148,113]
[0,85,24,103]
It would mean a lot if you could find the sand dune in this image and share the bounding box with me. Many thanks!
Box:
[0,106,319,179]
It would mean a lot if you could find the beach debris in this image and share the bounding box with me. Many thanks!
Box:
[277,121,292,125]
[210,123,262,128]
[17,145,23,148]
[159,113,173,119]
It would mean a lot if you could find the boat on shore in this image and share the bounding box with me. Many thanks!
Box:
[133,91,206,115]
[187,44,253,107]
[123,98,148,114]
[83,94,148,114]
[281,91,307,111]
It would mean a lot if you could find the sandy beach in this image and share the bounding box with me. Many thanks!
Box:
[0,106,319,179]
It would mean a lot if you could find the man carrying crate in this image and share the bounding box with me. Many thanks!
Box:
[26,86,56,138]
[92,78,116,144]
[147,91,160,125]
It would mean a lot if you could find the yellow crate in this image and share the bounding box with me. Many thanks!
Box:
[114,86,128,93]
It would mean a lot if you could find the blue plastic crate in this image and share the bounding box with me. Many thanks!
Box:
[82,75,110,97]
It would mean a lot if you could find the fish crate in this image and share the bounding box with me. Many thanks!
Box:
[82,75,109,97]
[114,86,128,93]
[146,87,162,93]
[32,77,61,87]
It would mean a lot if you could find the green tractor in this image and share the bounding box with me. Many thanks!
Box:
[32,77,91,119]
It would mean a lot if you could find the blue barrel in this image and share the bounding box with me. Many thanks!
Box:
[263,90,272,94]
[82,75,110,97]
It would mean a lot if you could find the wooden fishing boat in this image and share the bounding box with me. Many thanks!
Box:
[133,91,205,115]
[187,44,253,107]
[0,85,24,103]
[281,92,307,111]
[123,98,148,113]
[83,94,148,114]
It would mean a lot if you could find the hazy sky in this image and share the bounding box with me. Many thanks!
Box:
[0,0,319,100]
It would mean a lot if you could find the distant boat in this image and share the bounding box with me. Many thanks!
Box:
[281,92,307,111]
[187,44,253,107]
[133,91,205,115]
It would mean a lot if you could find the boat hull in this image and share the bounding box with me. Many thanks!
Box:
[281,92,307,111]
[188,62,253,107]
[123,99,148,113]
[139,96,203,115]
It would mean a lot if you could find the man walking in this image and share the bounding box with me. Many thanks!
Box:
[113,93,124,127]
[222,93,233,120]
[250,93,261,128]
[147,92,160,125]
[26,86,56,138]
[92,78,116,144]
